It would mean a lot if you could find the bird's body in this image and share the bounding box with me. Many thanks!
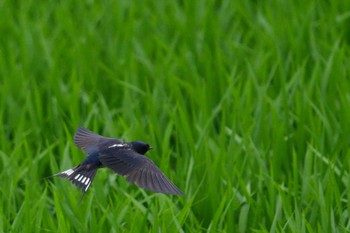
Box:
[51,127,183,196]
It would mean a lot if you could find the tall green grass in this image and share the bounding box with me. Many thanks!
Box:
[0,0,350,232]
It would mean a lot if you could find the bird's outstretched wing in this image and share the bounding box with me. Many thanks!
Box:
[99,149,183,195]
[74,127,123,155]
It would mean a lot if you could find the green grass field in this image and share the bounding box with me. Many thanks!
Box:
[1,0,350,232]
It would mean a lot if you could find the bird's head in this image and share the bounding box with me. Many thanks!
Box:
[130,141,152,154]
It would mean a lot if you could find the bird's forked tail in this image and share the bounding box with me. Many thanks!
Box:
[48,164,97,195]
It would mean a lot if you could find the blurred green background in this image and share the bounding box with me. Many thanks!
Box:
[1,0,350,232]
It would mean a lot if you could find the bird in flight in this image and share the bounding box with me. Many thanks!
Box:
[50,127,183,197]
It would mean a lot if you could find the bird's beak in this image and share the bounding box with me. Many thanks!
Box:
[149,146,153,150]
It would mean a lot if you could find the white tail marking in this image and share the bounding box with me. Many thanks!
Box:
[85,182,91,191]
[63,169,74,176]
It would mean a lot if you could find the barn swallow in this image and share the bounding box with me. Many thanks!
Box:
[50,127,183,197]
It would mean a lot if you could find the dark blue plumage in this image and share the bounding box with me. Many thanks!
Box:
[50,127,183,196]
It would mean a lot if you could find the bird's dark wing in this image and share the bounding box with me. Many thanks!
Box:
[99,149,183,195]
[74,127,123,155]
